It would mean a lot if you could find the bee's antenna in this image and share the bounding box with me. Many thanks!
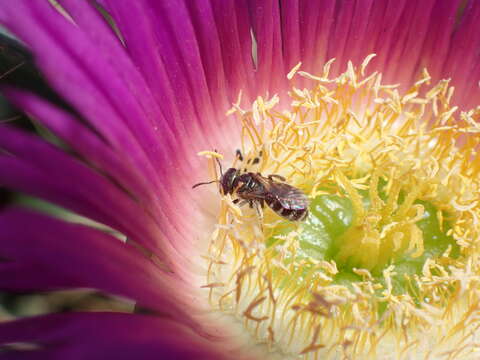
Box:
[192,180,219,189]
[193,150,223,189]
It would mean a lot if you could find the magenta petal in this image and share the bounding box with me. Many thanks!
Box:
[380,0,437,85]
[0,209,206,325]
[418,0,462,79]
[325,0,358,75]
[0,99,217,281]
[140,0,218,122]
[2,95,217,277]
[442,0,480,109]
[279,0,300,71]
[0,1,219,222]
[210,0,256,103]
[5,88,155,207]
[0,312,231,360]
[301,1,336,75]
[332,0,375,73]
[185,1,244,107]
[99,0,205,143]
[101,0,255,112]
[248,0,287,94]
[0,262,72,290]
[238,0,480,107]
[101,0,231,147]
[0,1,169,186]
[0,126,164,254]
[55,0,196,164]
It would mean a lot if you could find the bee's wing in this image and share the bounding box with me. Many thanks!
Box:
[268,183,309,210]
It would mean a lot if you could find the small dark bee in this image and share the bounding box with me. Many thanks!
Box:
[193,151,309,221]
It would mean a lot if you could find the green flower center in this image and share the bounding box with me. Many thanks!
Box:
[270,189,459,303]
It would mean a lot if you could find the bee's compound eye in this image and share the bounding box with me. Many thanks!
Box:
[221,168,238,194]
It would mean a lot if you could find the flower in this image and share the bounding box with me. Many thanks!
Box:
[0,1,479,359]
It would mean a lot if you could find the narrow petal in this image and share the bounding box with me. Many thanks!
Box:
[0,103,211,279]
[0,126,161,253]
[248,0,287,94]
[56,0,201,165]
[99,0,237,148]
[210,0,256,103]
[324,0,358,75]
[0,1,167,186]
[279,0,300,71]
[380,0,437,85]
[240,0,480,108]
[334,0,375,72]
[184,1,247,106]
[301,0,336,75]
[0,2,247,270]
[0,209,207,325]
[0,312,231,360]
[0,3,239,220]
[442,0,480,109]
[100,0,256,112]
[5,88,154,207]
[419,0,462,79]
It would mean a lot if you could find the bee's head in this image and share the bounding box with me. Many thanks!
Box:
[220,168,238,195]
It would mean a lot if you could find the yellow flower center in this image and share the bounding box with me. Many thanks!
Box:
[201,55,480,359]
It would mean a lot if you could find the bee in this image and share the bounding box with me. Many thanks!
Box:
[193,151,309,221]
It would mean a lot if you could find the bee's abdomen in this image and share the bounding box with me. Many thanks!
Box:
[266,198,308,221]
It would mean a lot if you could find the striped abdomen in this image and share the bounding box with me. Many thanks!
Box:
[265,186,309,221]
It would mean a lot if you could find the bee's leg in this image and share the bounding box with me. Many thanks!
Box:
[253,201,264,232]
[255,204,263,221]
[248,151,262,173]
[233,199,248,207]
[236,149,244,162]
[268,174,286,182]
[234,149,246,172]
[238,149,248,173]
